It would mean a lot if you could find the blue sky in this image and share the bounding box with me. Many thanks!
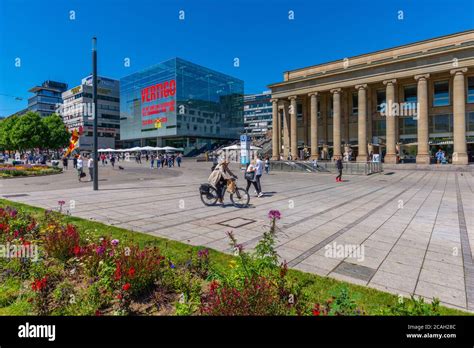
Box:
[0,0,473,116]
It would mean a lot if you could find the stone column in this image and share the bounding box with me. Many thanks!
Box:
[414,74,430,164]
[451,68,468,165]
[283,102,290,159]
[277,107,281,158]
[289,96,298,159]
[383,79,398,164]
[322,94,328,146]
[331,89,342,158]
[367,86,373,143]
[271,98,279,160]
[302,97,309,145]
[309,92,319,159]
[344,91,350,145]
[356,84,368,162]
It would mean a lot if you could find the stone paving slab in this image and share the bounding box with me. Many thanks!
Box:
[1,160,473,312]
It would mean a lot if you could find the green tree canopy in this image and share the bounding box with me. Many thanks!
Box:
[0,115,18,151]
[42,114,70,150]
[9,111,47,151]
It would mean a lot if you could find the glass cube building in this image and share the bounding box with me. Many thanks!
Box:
[120,58,244,155]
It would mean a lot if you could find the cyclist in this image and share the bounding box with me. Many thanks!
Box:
[208,160,237,204]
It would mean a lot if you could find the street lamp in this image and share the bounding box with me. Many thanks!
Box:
[92,37,98,190]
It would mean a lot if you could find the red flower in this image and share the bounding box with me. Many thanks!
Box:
[312,309,320,316]
[95,310,102,316]
[73,245,81,256]
[31,276,48,292]
[114,263,122,281]
[128,267,135,278]
[116,294,123,300]
[122,283,131,291]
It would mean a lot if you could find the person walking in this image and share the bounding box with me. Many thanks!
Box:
[87,156,94,182]
[264,156,270,174]
[62,157,68,170]
[150,155,155,168]
[77,155,84,182]
[110,155,116,168]
[73,156,78,169]
[176,153,182,167]
[336,156,343,182]
[157,155,161,169]
[245,160,260,196]
[255,156,264,197]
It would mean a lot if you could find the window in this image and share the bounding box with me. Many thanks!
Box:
[430,114,452,133]
[433,81,449,106]
[468,77,474,103]
[352,93,358,115]
[373,119,386,136]
[376,90,386,112]
[399,117,417,135]
[404,85,417,103]
[468,112,474,132]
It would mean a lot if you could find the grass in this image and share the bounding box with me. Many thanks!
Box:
[0,198,470,316]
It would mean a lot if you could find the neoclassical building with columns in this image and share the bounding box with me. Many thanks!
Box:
[268,30,474,165]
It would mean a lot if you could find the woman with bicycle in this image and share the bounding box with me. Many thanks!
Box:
[208,160,237,204]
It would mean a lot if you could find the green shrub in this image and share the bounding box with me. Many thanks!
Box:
[381,295,441,316]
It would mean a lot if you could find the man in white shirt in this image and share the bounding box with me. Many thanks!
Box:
[255,157,264,197]
[87,156,94,182]
[77,155,84,182]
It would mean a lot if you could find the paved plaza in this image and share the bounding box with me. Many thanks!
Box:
[1,160,474,311]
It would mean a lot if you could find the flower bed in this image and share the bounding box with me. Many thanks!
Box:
[0,164,62,178]
[0,201,460,316]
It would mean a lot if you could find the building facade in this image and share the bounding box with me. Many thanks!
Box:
[27,80,68,117]
[268,30,474,164]
[244,91,272,138]
[61,76,120,151]
[120,58,244,155]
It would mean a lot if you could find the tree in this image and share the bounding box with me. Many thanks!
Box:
[0,115,18,151]
[9,112,47,152]
[42,114,70,151]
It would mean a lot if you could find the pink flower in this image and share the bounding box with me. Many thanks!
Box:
[268,210,281,220]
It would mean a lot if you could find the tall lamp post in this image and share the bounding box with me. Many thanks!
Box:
[92,37,99,190]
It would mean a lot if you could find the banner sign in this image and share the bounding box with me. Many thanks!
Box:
[240,135,250,165]
[140,79,176,129]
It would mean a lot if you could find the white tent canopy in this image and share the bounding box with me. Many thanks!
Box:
[140,146,157,151]
[98,146,184,153]
[222,144,262,151]
[98,148,116,152]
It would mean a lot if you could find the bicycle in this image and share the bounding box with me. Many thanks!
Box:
[199,178,250,208]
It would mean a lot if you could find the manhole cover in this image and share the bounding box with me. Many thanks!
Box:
[2,194,30,198]
[218,217,256,228]
[332,261,376,282]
